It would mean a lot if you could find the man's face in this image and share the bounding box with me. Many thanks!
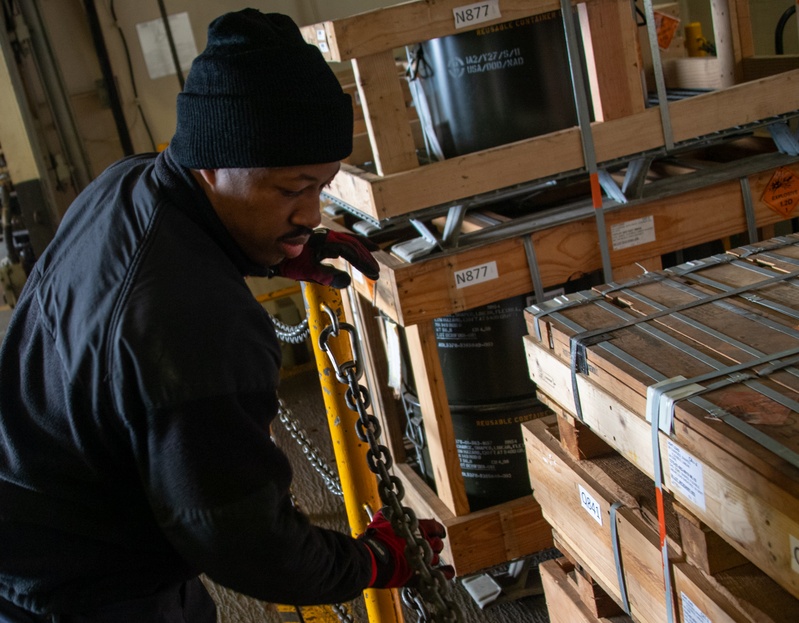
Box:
[197,162,341,267]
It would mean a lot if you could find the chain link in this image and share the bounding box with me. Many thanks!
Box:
[318,304,463,623]
[278,399,344,498]
[269,313,310,344]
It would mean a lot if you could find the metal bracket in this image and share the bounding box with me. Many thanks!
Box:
[622,156,655,199]
[441,204,467,247]
[598,169,627,204]
[769,121,799,156]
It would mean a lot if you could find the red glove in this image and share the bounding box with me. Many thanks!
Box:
[275,229,380,288]
[358,509,454,588]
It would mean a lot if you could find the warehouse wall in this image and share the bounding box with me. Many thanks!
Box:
[27,0,398,180]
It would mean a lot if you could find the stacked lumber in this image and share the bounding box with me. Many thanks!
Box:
[522,235,799,620]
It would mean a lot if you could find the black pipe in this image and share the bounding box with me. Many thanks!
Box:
[775,4,796,55]
[83,0,134,155]
[156,0,185,89]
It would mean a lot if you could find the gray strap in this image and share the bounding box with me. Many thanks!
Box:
[610,501,631,615]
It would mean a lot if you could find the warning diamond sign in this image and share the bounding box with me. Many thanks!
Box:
[762,167,799,218]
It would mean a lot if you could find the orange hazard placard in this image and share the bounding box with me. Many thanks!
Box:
[762,167,799,218]
[654,11,680,50]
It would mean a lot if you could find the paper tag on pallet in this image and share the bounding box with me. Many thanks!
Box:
[452,0,500,29]
[680,592,712,623]
[667,439,706,511]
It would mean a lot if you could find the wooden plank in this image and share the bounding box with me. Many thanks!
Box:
[710,0,739,86]
[583,0,646,120]
[540,558,634,623]
[674,502,749,575]
[404,321,470,516]
[325,70,799,220]
[352,51,419,175]
[395,464,553,575]
[301,0,563,62]
[743,56,799,81]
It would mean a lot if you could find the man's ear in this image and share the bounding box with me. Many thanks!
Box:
[194,168,218,188]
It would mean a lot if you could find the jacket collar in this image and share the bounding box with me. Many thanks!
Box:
[154,148,271,277]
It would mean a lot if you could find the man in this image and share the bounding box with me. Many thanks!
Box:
[0,9,449,622]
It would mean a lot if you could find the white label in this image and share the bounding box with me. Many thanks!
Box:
[453,261,499,289]
[316,28,326,41]
[318,41,329,53]
[136,13,197,80]
[578,484,603,526]
[680,592,712,623]
[453,0,501,30]
[384,320,403,392]
[791,534,799,574]
[611,215,656,250]
[667,440,706,511]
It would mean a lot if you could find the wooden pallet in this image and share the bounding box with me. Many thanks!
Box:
[525,416,799,622]
[301,0,799,221]
[523,235,799,599]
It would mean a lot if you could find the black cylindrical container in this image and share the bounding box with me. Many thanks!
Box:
[402,390,546,511]
[412,11,581,158]
[451,397,546,511]
[433,293,536,405]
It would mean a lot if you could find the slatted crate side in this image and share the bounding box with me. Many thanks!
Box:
[524,417,678,623]
[524,237,799,501]
[526,239,799,594]
[522,332,799,599]
[523,417,799,623]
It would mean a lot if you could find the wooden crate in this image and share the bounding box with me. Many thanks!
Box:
[315,0,799,578]
[341,153,799,327]
[524,235,799,599]
[302,0,799,221]
[524,416,799,622]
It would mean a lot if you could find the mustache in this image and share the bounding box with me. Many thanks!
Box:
[281,227,314,240]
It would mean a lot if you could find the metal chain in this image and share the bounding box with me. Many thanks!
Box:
[278,399,344,498]
[317,304,462,623]
[270,313,310,344]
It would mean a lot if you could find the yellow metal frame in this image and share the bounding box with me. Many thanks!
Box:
[303,282,404,623]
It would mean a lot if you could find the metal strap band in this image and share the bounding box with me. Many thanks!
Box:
[647,380,676,623]
[642,0,674,150]
[568,267,799,359]
[528,292,601,342]
[523,235,546,313]
[610,501,631,615]
[741,177,758,244]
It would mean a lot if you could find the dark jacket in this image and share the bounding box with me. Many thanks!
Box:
[0,149,372,615]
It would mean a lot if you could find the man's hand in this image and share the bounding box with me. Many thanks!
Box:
[275,229,380,288]
[358,509,455,589]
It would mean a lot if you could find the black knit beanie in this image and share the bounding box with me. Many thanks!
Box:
[170,9,353,168]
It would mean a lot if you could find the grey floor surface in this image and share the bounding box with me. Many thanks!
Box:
[0,302,555,622]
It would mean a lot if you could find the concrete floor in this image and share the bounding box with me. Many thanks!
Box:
[0,302,555,622]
